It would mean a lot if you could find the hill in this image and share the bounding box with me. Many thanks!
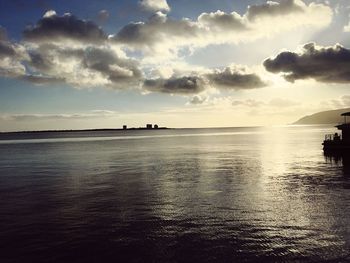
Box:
[293,108,350,125]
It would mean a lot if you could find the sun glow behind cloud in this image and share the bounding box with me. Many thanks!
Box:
[1,0,349,131]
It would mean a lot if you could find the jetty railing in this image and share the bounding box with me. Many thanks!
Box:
[324,134,342,141]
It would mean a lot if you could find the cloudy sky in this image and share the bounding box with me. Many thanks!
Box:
[1,0,350,131]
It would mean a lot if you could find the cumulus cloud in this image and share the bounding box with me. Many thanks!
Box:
[139,0,170,13]
[10,11,143,89]
[198,10,246,31]
[113,0,332,56]
[0,26,28,78]
[43,10,57,18]
[113,11,200,52]
[190,95,207,105]
[246,0,303,21]
[1,10,266,94]
[25,44,142,88]
[0,27,15,57]
[142,65,267,94]
[0,57,26,78]
[206,66,267,90]
[82,47,142,85]
[264,42,350,83]
[23,11,107,44]
[0,1,333,95]
[143,76,206,94]
[0,40,16,58]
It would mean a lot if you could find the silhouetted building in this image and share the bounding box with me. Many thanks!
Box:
[323,112,350,151]
[123,125,127,130]
[146,124,152,129]
[336,113,350,142]
[154,124,159,129]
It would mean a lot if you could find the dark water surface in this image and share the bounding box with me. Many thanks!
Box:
[0,126,349,262]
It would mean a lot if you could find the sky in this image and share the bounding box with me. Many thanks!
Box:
[1,0,350,131]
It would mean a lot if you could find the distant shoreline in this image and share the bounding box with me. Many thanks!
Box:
[293,108,350,125]
[0,127,170,134]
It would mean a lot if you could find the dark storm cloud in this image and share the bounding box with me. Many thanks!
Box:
[264,43,350,83]
[23,11,107,43]
[246,0,303,21]
[206,67,267,89]
[143,76,206,94]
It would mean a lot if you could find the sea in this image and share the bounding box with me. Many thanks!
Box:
[0,125,349,262]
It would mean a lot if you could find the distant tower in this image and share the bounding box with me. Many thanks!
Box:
[154,124,159,129]
[146,124,152,129]
[123,125,127,130]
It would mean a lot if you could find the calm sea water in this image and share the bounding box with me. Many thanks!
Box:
[0,126,349,262]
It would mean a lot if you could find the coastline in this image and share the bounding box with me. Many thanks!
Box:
[0,127,170,134]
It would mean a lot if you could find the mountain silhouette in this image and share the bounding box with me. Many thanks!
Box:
[293,108,350,125]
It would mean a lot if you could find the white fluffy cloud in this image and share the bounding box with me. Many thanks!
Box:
[2,11,142,89]
[114,0,332,57]
[23,11,107,44]
[25,44,142,89]
[139,0,170,13]
[0,26,28,78]
[0,1,334,94]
